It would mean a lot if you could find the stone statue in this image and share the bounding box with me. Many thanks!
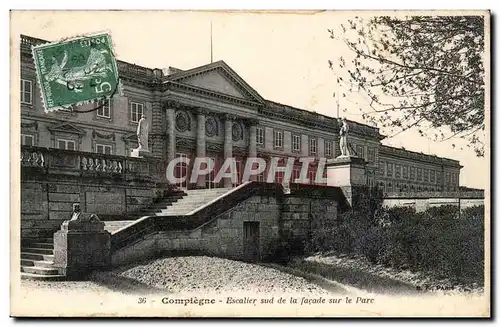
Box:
[69,203,100,223]
[338,117,350,157]
[136,114,149,151]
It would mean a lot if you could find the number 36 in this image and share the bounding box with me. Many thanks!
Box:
[94,79,112,94]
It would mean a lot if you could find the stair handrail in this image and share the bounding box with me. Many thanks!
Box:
[110,182,284,252]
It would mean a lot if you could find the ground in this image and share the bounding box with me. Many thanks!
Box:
[16,255,488,317]
[21,256,342,296]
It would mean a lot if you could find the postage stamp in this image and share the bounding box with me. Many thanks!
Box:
[31,32,119,112]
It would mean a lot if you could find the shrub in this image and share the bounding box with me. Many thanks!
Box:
[308,188,485,286]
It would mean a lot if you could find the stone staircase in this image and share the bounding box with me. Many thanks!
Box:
[20,238,64,280]
[157,187,233,216]
[20,187,235,280]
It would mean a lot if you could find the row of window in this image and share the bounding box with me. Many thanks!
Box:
[379,161,458,185]
[21,134,113,154]
[378,182,457,193]
[353,144,376,163]
[256,127,334,157]
[21,79,145,123]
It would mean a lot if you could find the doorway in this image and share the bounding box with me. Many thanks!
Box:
[243,221,260,262]
[175,153,189,189]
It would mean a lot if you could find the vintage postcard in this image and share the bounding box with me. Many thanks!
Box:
[10,10,490,317]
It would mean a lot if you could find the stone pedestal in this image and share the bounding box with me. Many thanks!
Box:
[53,216,111,280]
[130,148,152,158]
[326,155,367,206]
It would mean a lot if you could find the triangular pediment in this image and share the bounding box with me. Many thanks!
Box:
[167,61,265,104]
[48,122,86,135]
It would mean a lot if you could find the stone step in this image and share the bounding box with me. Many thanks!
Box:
[21,247,54,255]
[185,189,231,195]
[104,220,136,233]
[21,252,54,261]
[183,191,230,197]
[26,242,54,249]
[21,265,60,276]
[22,238,54,246]
[21,272,65,281]
[21,259,55,268]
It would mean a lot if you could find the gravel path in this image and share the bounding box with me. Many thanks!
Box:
[120,256,332,295]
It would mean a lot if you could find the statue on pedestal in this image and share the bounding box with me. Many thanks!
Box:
[136,114,149,151]
[338,117,350,157]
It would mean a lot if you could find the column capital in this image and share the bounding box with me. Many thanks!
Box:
[163,99,183,110]
[223,113,238,121]
[247,118,260,126]
[195,107,210,116]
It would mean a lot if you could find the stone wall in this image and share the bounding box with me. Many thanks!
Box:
[382,190,484,212]
[20,146,165,238]
[111,189,341,267]
[21,180,159,238]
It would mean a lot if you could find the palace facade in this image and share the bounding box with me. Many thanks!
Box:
[19,35,461,192]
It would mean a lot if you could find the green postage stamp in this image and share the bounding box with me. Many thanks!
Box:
[32,32,120,112]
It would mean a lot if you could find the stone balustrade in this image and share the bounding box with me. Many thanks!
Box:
[20,145,166,181]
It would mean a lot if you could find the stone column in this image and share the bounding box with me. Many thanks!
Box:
[196,108,207,188]
[223,114,236,188]
[165,102,176,163]
[248,119,258,181]
[150,99,163,158]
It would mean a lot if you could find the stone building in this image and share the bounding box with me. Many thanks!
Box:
[20,35,461,193]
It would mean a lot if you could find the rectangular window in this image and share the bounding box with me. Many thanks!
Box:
[387,163,393,177]
[325,140,333,157]
[446,172,451,184]
[95,144,112,155]
[402,165,408,179]
[378,161,385,176]
[21,79,32,104]
[436,171,442,183]
[367,148,375,163]
[274,130,283,148]
[452,173,458,185]
[292,134,301,152]
[57,139,76,151]
[96,99,111,118]
[410,167,416,180]
[417,168,423,181]
[130,102,144,123]
[257,170,266,182]
[395,164,401,178]
[308,168,316,184]
[356,145,364,159]
[423,169,429,182]
[21,134,34,146]
[292,167,301,183]
[309,138,317,156]
[256,127,264,146]
[430,170,436,183]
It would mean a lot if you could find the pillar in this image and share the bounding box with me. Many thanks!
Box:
[224,114,235,188]
[196,108,207,188]
[326,156,367,207]
[165,106,176,163]
[248,119,258,181]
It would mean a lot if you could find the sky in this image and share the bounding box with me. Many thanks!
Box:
[10,10,489,189]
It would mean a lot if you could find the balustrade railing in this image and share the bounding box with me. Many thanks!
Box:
[20,145,166,181]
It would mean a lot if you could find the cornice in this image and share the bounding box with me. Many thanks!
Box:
[379,145,461,168]
[92,130,115,141]
[166,81,262,110]
[21,121,38,130]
